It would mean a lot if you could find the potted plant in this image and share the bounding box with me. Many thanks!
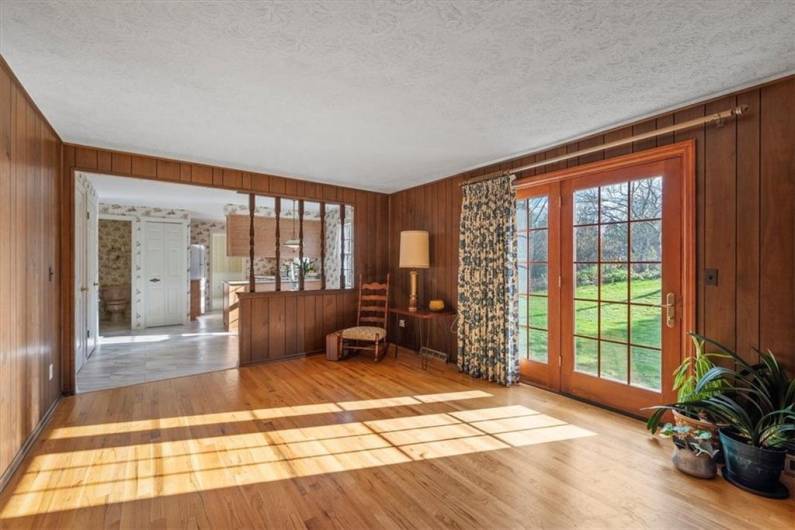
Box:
[647,334,795,498]
[646,334,726,438]
[659,423,719,478]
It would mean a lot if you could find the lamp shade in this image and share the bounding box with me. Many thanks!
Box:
[399,230,430,269]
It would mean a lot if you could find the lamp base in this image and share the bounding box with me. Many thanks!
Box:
[408,270,418,312]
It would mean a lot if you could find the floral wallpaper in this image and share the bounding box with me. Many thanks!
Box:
[246,256,277,278]
[98,219,132,316]
[99,203,190,220]
[324,206,341,288]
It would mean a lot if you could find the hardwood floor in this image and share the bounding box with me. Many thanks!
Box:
[0,353,792,529]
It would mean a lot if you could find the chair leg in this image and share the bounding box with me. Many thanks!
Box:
[373,339,380,362]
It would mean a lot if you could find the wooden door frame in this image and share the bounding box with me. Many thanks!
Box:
[514,141,696,409]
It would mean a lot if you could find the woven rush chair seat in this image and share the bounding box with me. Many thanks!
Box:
[341,326,386,341]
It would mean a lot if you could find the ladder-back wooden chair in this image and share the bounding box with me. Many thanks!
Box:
[338,274,390,361]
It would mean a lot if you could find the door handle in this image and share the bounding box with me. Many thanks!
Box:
[80,286,88,292]
[662,292,676,328]
[150,278,161,283]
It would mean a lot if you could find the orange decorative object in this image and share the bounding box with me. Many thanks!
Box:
[428,299,445,312]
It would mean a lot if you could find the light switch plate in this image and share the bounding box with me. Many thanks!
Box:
[399,319,406,328]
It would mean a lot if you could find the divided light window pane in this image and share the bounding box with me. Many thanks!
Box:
[343,205,355,289]
[516,196,550,365]
[571,176,663,391]
[280,198,300,291]
[324,204,342,289]
[303,202,322,290]
[252,195,276,293]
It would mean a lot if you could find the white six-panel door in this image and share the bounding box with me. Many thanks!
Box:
[144,221,187,327]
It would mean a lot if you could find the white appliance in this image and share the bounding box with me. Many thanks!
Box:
[190,244,207,314]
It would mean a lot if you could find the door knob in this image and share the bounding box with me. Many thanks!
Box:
[662,292,676,328]
[150,278,161,283]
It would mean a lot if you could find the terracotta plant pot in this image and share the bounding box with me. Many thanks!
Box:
[673,410,718,446]
[671,447,717,479]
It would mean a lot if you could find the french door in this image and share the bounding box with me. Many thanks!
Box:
[516,144,693,415]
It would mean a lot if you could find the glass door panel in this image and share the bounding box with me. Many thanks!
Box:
[560,160,682,413]
[515,183,560,390]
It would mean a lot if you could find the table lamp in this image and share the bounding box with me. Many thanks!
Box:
[399,230,429,312]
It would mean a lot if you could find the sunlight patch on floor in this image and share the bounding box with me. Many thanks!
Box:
[1,404,595,519]
[48,390,494,439]
[98,334,171,345]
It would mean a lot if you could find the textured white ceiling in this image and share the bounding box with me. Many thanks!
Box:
[3,1,795,192]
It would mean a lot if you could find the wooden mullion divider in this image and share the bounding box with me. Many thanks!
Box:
[275,197,281,292]
[299,199,304,291]
[340,204,346,289]
[320,202,326,290]
[248,193,255,293]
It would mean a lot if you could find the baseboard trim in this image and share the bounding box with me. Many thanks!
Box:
[240,350,324,366]
[0,395,63,494]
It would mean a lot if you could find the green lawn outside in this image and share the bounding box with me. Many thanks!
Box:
[518,278,662,390]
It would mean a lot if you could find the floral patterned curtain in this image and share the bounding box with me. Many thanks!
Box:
[457,175,519,386]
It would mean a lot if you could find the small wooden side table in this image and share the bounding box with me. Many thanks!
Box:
[389,308,456,367]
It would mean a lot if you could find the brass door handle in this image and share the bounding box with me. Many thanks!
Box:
[662,292,676,328]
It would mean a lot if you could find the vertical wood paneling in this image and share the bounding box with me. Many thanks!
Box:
[760,78,795,371]
[735,91,760,363]
[239,292,348,364]
[673,106,706,333]
[0,59,61,485]
[131,155,156,178]
[703,96,737,348]
[156,159,179,182]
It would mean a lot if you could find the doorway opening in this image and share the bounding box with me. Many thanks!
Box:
[72,172,246,393]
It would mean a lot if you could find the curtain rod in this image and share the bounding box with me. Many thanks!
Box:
[461,105,749,187]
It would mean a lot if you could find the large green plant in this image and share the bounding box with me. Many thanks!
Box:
[646,334,795,450]
[672,336,726,402]
[646,335,725,432]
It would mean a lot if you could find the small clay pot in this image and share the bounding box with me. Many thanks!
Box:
[672,447,717,479]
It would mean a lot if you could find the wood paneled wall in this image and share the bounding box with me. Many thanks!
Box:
[61,143,389,388]
[388,75,795,372]
[0,58,62,486]
[239,291,358,364]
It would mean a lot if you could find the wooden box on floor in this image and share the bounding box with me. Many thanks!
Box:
[326,331,342,361]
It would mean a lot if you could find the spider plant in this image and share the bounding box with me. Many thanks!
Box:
[646,333,795,450]
[646,334,727,433]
